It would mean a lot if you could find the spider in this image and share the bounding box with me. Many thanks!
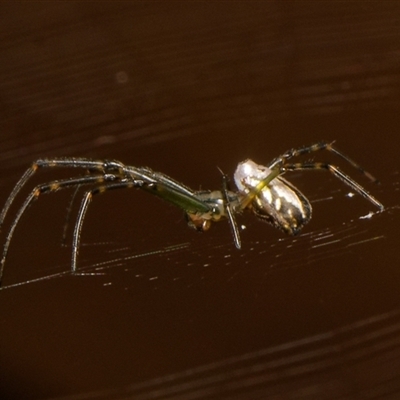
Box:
[0,141,383,286]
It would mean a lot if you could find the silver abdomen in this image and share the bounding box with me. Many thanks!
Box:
[234,159,312,235]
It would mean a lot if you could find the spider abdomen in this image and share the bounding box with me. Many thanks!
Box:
[234,159,312,235]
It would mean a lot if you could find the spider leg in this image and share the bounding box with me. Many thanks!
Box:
[71,180,147,272]
[269,141,379,183]
[61,185,82,245]
[0,165,38,227]
[218,168,241,249]
[0,175,109,285]
[283,162,384,210]
[0,158,130,230]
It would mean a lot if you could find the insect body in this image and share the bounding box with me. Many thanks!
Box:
[0,142,384,286]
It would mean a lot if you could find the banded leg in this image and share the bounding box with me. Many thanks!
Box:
[269,141,379,183]
[0,158,129,229]
[0,175,110,285]
[283,162,384,210]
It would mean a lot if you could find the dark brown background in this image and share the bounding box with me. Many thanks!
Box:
[0,3,399,399]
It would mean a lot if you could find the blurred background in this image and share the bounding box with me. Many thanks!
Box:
[0,3,399,399]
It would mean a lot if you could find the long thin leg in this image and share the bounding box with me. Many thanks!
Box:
[218,168,241,249]
[0,158,129,229]
[283,162,384,210]
[0,165,38,227]
[62,185,81,245]
[0,175,108,285]
[269,141,379,183]
[71,180,146,272]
